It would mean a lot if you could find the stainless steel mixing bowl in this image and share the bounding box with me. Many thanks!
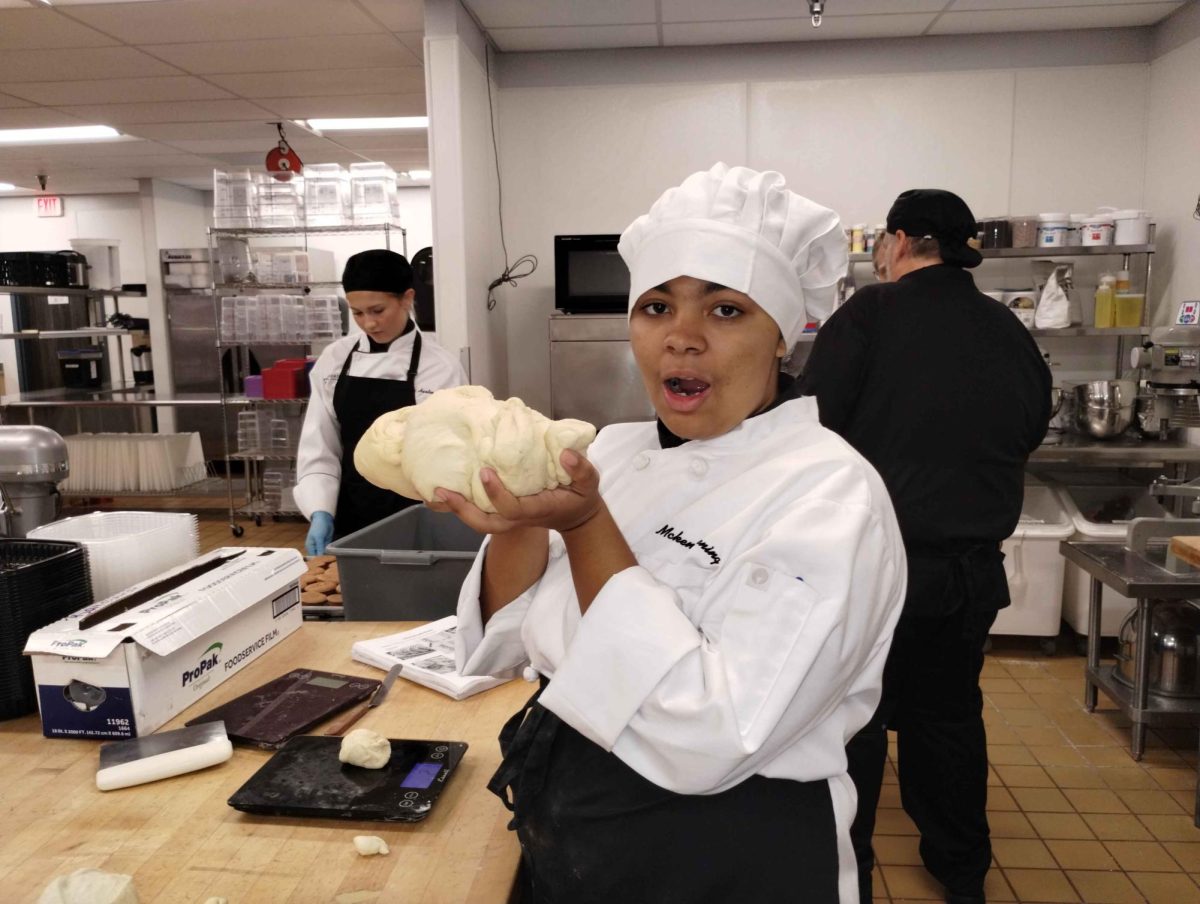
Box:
[1074,380,1136,439]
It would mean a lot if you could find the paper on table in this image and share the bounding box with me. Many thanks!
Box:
[350,617,510,701]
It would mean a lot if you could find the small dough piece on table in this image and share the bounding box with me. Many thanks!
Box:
[308,580,337,595]
[354,385,596,514]
[37,868,139,904]
[339,728,391,769]
[203,898,229,904]
[310,555,336,567]
[301,591,326,605]
[327,593,343,604]
[353,835,390,856]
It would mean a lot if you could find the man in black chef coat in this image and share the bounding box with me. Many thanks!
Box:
[797,189,1052,904]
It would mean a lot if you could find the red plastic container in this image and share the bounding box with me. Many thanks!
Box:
[262,358,311,399]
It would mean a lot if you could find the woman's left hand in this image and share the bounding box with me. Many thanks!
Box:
[429,449,602,535]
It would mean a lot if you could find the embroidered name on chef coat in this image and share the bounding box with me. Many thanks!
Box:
[655,524,720,565]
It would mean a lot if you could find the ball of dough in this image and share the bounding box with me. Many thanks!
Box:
[353,386,597,514]
[37,869,138,904]
[353,835,390,856]
[339,728,391,769]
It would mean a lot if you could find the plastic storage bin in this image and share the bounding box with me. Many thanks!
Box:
[0,539,92,720]
[328,505,485,620]
[1055,484,1173,638]
[991,484,1074,651]
[28,511,198,603]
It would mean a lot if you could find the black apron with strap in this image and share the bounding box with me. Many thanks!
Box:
[488,679,841,904]
[330,331,422,541]
[903,542,1010,619]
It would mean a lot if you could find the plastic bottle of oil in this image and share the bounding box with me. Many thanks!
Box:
[1094,274,1116,328]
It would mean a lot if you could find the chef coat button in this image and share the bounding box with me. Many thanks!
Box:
[549,541,565,560]
[689,458,708,477]
[522,666,539,683]
[750,567,769,587]
[634,453,650,470]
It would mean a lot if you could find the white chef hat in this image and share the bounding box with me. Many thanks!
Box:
[618,162,847,346]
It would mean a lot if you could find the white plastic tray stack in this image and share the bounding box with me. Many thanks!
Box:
[61,433,207,494]
[28,511,200,602]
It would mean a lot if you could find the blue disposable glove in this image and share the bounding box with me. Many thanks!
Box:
[305,511,335,555]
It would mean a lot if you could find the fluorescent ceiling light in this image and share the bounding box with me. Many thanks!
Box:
[0,125,120,145]
[404,169,431,180]
[302,117,428,131]
[0,183,17,191]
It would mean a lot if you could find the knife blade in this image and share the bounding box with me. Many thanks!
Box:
[323,663,402,736]
[369,663,403,709]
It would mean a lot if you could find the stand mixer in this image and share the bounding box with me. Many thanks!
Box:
[1129,316,1200,440]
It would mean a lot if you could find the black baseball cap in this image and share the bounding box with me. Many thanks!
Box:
[886,189,983,268]
[342,249,414,295]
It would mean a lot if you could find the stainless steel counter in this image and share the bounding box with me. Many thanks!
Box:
[1031,434,1200,465]
[1059,540,1200,826]
[0,384,244,409]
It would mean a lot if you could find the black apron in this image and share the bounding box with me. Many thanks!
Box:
[330,331,422,541]
[489,680,841,904]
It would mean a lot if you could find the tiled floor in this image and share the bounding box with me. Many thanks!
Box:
[199,514,1200,902]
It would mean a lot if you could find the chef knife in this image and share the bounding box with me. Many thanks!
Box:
[323,663,402,736]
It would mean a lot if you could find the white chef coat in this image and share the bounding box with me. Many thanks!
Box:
[293,327,466,519]
[456,395,907,904]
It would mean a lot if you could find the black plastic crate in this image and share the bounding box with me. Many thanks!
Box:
[0,540,93,721]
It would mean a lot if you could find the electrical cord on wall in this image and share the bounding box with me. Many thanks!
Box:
[485,42,536,311]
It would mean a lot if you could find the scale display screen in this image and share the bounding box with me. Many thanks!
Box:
[401,762,442,789]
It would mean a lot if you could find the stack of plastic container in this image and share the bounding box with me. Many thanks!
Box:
[0,539,92,719]
[255,174,304,228]
[306,295,341,340]
[28,512,199,603]
[350,162,398,224]
[237,410,266,454]
[304,163,351,226]
[213,170,257,228]
[60,434,207,494]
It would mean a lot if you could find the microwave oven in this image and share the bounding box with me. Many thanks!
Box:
[554,234,629,314]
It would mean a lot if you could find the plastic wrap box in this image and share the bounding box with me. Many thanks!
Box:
[24,547,304,739]
[991,484,1074,643]
[1056,484,1173,637]
[328,505,484,621]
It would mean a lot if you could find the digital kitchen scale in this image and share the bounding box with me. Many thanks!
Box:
[227,735,468,822]
[185,669,380,749]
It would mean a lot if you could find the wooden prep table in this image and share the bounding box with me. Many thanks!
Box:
[0,622,530,903]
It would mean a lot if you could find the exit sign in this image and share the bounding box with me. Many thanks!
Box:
[35,195,63,217]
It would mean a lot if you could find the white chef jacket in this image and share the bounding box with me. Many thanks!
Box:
[456,395,907,904]
[293,327,466,519]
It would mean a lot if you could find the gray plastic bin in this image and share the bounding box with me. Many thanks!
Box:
[327,505,485,621]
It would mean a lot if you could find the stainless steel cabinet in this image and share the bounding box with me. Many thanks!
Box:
[549,313,653,430]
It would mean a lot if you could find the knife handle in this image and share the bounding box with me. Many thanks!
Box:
[323,700,371,737]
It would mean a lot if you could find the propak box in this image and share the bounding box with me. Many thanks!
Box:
[23,546,305,740]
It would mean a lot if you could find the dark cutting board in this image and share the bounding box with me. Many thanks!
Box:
[227,735,468,822]
[185,669,380,749]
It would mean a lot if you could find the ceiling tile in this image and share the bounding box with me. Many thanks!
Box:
[18,138,186,159]
[0,93,32,109]
[0,1,31,6]
[489,24,659,52]
[64,0,386,44]
[260,93,426,118]
[57,99,278,125]
[2,76,233,107]
[0,108,89,129]
[0,8,119,50]
[120,120,297,141]
[356,0,424,31]
[931,3,1182,33]
[466,0,656,28]
[206,68,425,100]
[157,135,345,156]
[0,174,140,194]
[665,13,938,44]
[394,31,424,60]
[0,47,184,83]
[140,34,417,75]
[661,0,945,22]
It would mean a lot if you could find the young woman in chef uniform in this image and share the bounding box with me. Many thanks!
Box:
[439,164,907,903]
[295,249,466,554]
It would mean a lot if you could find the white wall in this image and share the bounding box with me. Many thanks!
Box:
[1145,32,1200,324]
[497,47,1151,411]
[425,0,507,392]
